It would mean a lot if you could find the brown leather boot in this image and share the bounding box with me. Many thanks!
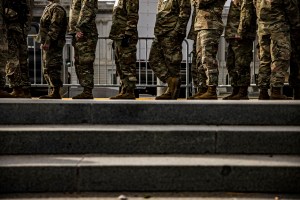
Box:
[222,86,239,100]
[110,87,135,100]
[72,87,93,99]
[188,87,208,100]
[39,87,61,99]
[270,87,287,100]
[258,89,270,100]
[155,77,181,100]
[195,86,218,100]
[294,87,300,100]
[230,86,249,100]
[10,87,25,98]
[110,84,127,99]
[0,89,13,98]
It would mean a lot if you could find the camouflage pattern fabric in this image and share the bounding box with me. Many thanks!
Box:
[225,1,253,87]
[5,0,33,89]
[245,0,299,89]
[150,0,190,83]
[69,0,98,89]
[194,0,225,31]
[289,0,300,88]
[194,0,225,86]
[187,3,206,90]
[0,0,8,88]
[238,0,256,39]
[154,0,191,37]
[226,39,253,87]
[196,29,222,86]
[39,1,67,88]
[109,0,139,89]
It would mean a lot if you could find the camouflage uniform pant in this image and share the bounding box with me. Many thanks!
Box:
[226,38,253,87]
[290,29,300,88]
[6,30,30,89]
[191,35,206,90]
[197,29,222,86]
[113,38,138,89]
[149,34,184,83]
[42,43,65,88]
[72,34,98,89]
[0,27,8,88]
[258,32,291,88]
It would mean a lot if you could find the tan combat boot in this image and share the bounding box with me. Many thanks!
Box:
[222,86,239,100]
[194,86,218,100]
[258,89,270,100]
[10,87,25,98]
[39,87,61,99]
[270,87,287,100]
[155,77,180,100]
[110,84,127,99]
[0,89,13,98]
[188,87,208,100]
[230,86,249,100]
[72,87,93,99]
[294,87,300,100]
[110,87,135,100]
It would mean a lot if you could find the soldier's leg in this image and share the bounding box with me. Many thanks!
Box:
[229,38,253,100]
[110,38,137,99]
[39,45,63,99]
[258,34,271,100]
[190,38,199,92]
[6,31,23,97]
[19,35,31,97]
[223,39,239,100]
[149,37,169,83]
[270,32,291,99]
[196,29,222,100]
[72,35,97,99]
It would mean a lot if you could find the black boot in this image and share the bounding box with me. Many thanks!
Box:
[270,87,287,100]
[39,87,61,99]
[258,89,270,100]
[188,87,208,100]
[222,86,239,100]
[231,86,249,100]
[72,87,93,99]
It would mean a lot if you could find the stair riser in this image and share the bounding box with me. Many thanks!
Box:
[1,101,300,125]
[1,166,299,193]
[1,130,300,154]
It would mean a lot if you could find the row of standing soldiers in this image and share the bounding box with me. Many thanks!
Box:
[0,0,300,100]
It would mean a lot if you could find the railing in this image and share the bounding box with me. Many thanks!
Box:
[27,35,260,97]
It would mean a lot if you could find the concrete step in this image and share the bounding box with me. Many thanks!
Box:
[1,192,300,200]
[0,99,300,125]
[1,125,300,155]
[1,155,300,193]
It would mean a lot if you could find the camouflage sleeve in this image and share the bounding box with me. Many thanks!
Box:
[76,0,97,33]
[125,0,139,36]
[284,0,299,27]
[25,0,34,33]
[174,0,191,36]
[237,0,255,38]
[45,6,66,45]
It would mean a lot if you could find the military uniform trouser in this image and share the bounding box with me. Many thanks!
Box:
[0,27,8,88]
[258,32,291,89]
[6,30,30,89]
[42,43,65,88]
[226,38,253,87]
[191,34,206,89]
[290,30,300,88]
[73,34,98,89]
[149,34,184,83]
[113,38,138,89]
[197,29,222,86]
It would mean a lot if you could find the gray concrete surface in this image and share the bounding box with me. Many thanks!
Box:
[0,192,300,200]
